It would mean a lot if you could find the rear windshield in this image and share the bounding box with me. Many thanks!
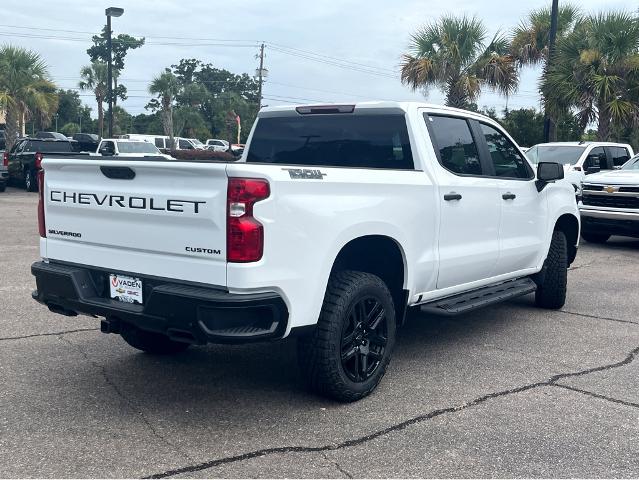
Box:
[246,114,414,169]
[116,141,160,154]
[527,145,586,165]
[26,141,73,153]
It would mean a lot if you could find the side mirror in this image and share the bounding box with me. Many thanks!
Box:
[586,166,600,175]
[536,161,564,192]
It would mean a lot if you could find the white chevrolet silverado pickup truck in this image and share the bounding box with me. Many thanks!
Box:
[580,153,639,243]
[31,102,579,401]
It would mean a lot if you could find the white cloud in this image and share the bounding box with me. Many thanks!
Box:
[1,0,636,118]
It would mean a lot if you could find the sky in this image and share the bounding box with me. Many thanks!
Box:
[1,0,635,119]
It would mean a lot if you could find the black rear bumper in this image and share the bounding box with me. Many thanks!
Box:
[31,261,289,344]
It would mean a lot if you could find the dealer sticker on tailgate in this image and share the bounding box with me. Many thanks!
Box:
[109,274,143,304]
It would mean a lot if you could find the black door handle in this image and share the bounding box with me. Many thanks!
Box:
[444,192,462,201]
[502,192,516,200]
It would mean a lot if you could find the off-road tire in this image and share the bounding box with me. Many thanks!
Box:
[297,270,396,402]
[581,231,610,244]
[535,230,568,309]
[120,325,190,355]
[25,169,37,192]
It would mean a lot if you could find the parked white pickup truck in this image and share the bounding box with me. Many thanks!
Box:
[580,153,639,243]
[31,102,579,401]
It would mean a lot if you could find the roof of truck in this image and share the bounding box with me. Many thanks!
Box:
[532,141,632,148]
[258,100,502,124]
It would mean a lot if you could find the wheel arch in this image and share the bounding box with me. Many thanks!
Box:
[554,213,579,266]
[330,234,409,325]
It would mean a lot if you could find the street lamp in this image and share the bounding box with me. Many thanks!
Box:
[105,6,124,139]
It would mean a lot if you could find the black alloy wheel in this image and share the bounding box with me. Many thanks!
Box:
[340,296,388,382]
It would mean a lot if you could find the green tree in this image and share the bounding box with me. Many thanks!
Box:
[148,69,180,148]
[400,15,519,109]
[511,4,581,140]
[87,27,145,106]
[60,122,81,136]
[55,89,92,132]
[170,58,259,142]
[542,11,639,140]
[0,45,58,150]
[78,62,108,137]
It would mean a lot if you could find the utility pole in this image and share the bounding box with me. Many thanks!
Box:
[106,15,113,138]
[543,0,559,142]
[256,43,266,109]
[105,7,124,138]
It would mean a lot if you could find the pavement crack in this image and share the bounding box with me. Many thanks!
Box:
[322,451,353,478]
[559,309,638,326]
[0,327,99,342]
[553,383,639,409]
[57,335,194,464]
[143,343,639,479]
[547,345,639,384]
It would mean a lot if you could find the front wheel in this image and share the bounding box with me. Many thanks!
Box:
[297,270,396,402]
[120,325,190,355]
[534,230,568,309]
[581,231,610,244]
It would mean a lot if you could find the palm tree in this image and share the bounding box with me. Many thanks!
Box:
[78,62,107,137]
[0,45,57,150]
[511,4,581,67]
[400,15,519,109]
[542,11,639,140]
[148,70,180,149]
[511,4,581,140]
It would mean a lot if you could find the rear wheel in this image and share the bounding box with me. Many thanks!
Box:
[24,169,37,192]
[120,325,190,355]
[534,230,568,309]
[581,231,610,244]
[297,270,396,402]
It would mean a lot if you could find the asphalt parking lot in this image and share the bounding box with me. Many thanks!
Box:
[1,186,638,478]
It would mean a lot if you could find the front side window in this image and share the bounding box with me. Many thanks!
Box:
[611,147,631,167]
[480,123,532,179]
[178,139,192,149]
[154,138,164,148]
[427,115,482,175]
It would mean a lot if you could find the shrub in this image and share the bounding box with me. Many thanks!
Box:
[165,149,236,161]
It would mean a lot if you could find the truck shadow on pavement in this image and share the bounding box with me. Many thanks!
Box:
[59,294,543,407]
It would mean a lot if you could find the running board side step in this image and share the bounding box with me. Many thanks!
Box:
[420,278,537,316]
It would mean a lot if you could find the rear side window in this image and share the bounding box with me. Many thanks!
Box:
[246,114,413,169]
[479,123,532,179]
[24,141,73,153]
[427,115,482,175]
[610,146,631,167]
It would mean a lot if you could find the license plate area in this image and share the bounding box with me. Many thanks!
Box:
[109,274,143,305]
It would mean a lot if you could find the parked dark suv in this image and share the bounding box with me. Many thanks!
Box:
[6,138,77,191]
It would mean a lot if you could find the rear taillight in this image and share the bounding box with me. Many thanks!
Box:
[2,151,7,167]
[227,178,270,262]
[34,152,43,170]
[37,170,46,238]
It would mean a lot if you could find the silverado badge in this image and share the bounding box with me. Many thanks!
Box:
[605,186,618,194]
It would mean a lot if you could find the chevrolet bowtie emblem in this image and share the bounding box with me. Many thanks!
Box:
[605,186,617,194]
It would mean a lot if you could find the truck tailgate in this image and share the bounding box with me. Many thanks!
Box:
[42,159,228,286]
